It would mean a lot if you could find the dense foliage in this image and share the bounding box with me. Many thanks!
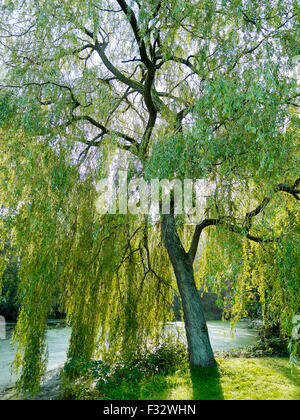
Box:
[0,250,20,321]
[62,341,187,399]
[0,0,299,393]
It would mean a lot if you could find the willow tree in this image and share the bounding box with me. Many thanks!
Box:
[0,0,299,393]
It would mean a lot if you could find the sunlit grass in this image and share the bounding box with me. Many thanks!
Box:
[139,358,300,401]
[89,358,299,401]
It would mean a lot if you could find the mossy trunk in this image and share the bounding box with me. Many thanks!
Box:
[162,214,216,367]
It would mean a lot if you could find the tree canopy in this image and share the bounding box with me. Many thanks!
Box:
[0,0,299,393]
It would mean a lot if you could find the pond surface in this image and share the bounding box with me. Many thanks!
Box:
[0,320,257,392]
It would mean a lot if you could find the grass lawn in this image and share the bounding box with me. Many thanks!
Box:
[98,358,300,401]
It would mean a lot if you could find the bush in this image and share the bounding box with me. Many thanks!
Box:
[216,337,289,359]
[61,341,188,400]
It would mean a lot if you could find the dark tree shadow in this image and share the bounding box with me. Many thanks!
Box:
[189,363,224,400]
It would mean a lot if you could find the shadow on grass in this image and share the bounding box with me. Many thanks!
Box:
[189,364,224,400]
[143,364,224,400]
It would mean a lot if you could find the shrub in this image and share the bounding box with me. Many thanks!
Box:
[61,341,188,399]
[217,337,290,359]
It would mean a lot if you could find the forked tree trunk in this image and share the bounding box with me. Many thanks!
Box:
[162,214,216,367]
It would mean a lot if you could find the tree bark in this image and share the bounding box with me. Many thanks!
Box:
[161,213,216,367]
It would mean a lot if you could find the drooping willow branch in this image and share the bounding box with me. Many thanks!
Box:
[188,179,300,262]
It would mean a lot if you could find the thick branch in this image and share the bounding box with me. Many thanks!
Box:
[81,29,171,130]
[188,219,219,262]
[116,0,152,68]
[93,41,143,93]
[188,179,300,261]
[114,1,157,155]
[245,197,270,231]
[141,66,157,155]
[188,218,277,262]
[80,26,144,94]
[277,180,300,200]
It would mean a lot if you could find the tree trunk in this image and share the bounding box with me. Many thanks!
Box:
[161,214,216,367]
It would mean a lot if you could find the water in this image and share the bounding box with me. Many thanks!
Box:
[0,320,257,392]
[0,323,72,391]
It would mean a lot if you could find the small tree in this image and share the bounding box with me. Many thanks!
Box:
[0,0,299,393]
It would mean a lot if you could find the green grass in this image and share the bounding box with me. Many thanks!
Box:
[140,358,300,400]
[85,358,299,401]
[62,343,300,401]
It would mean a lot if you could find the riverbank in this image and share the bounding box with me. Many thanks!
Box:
[0,320,257,392]
[0,366,63,400]
[1,357,299,400]
[3,321,295,400]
